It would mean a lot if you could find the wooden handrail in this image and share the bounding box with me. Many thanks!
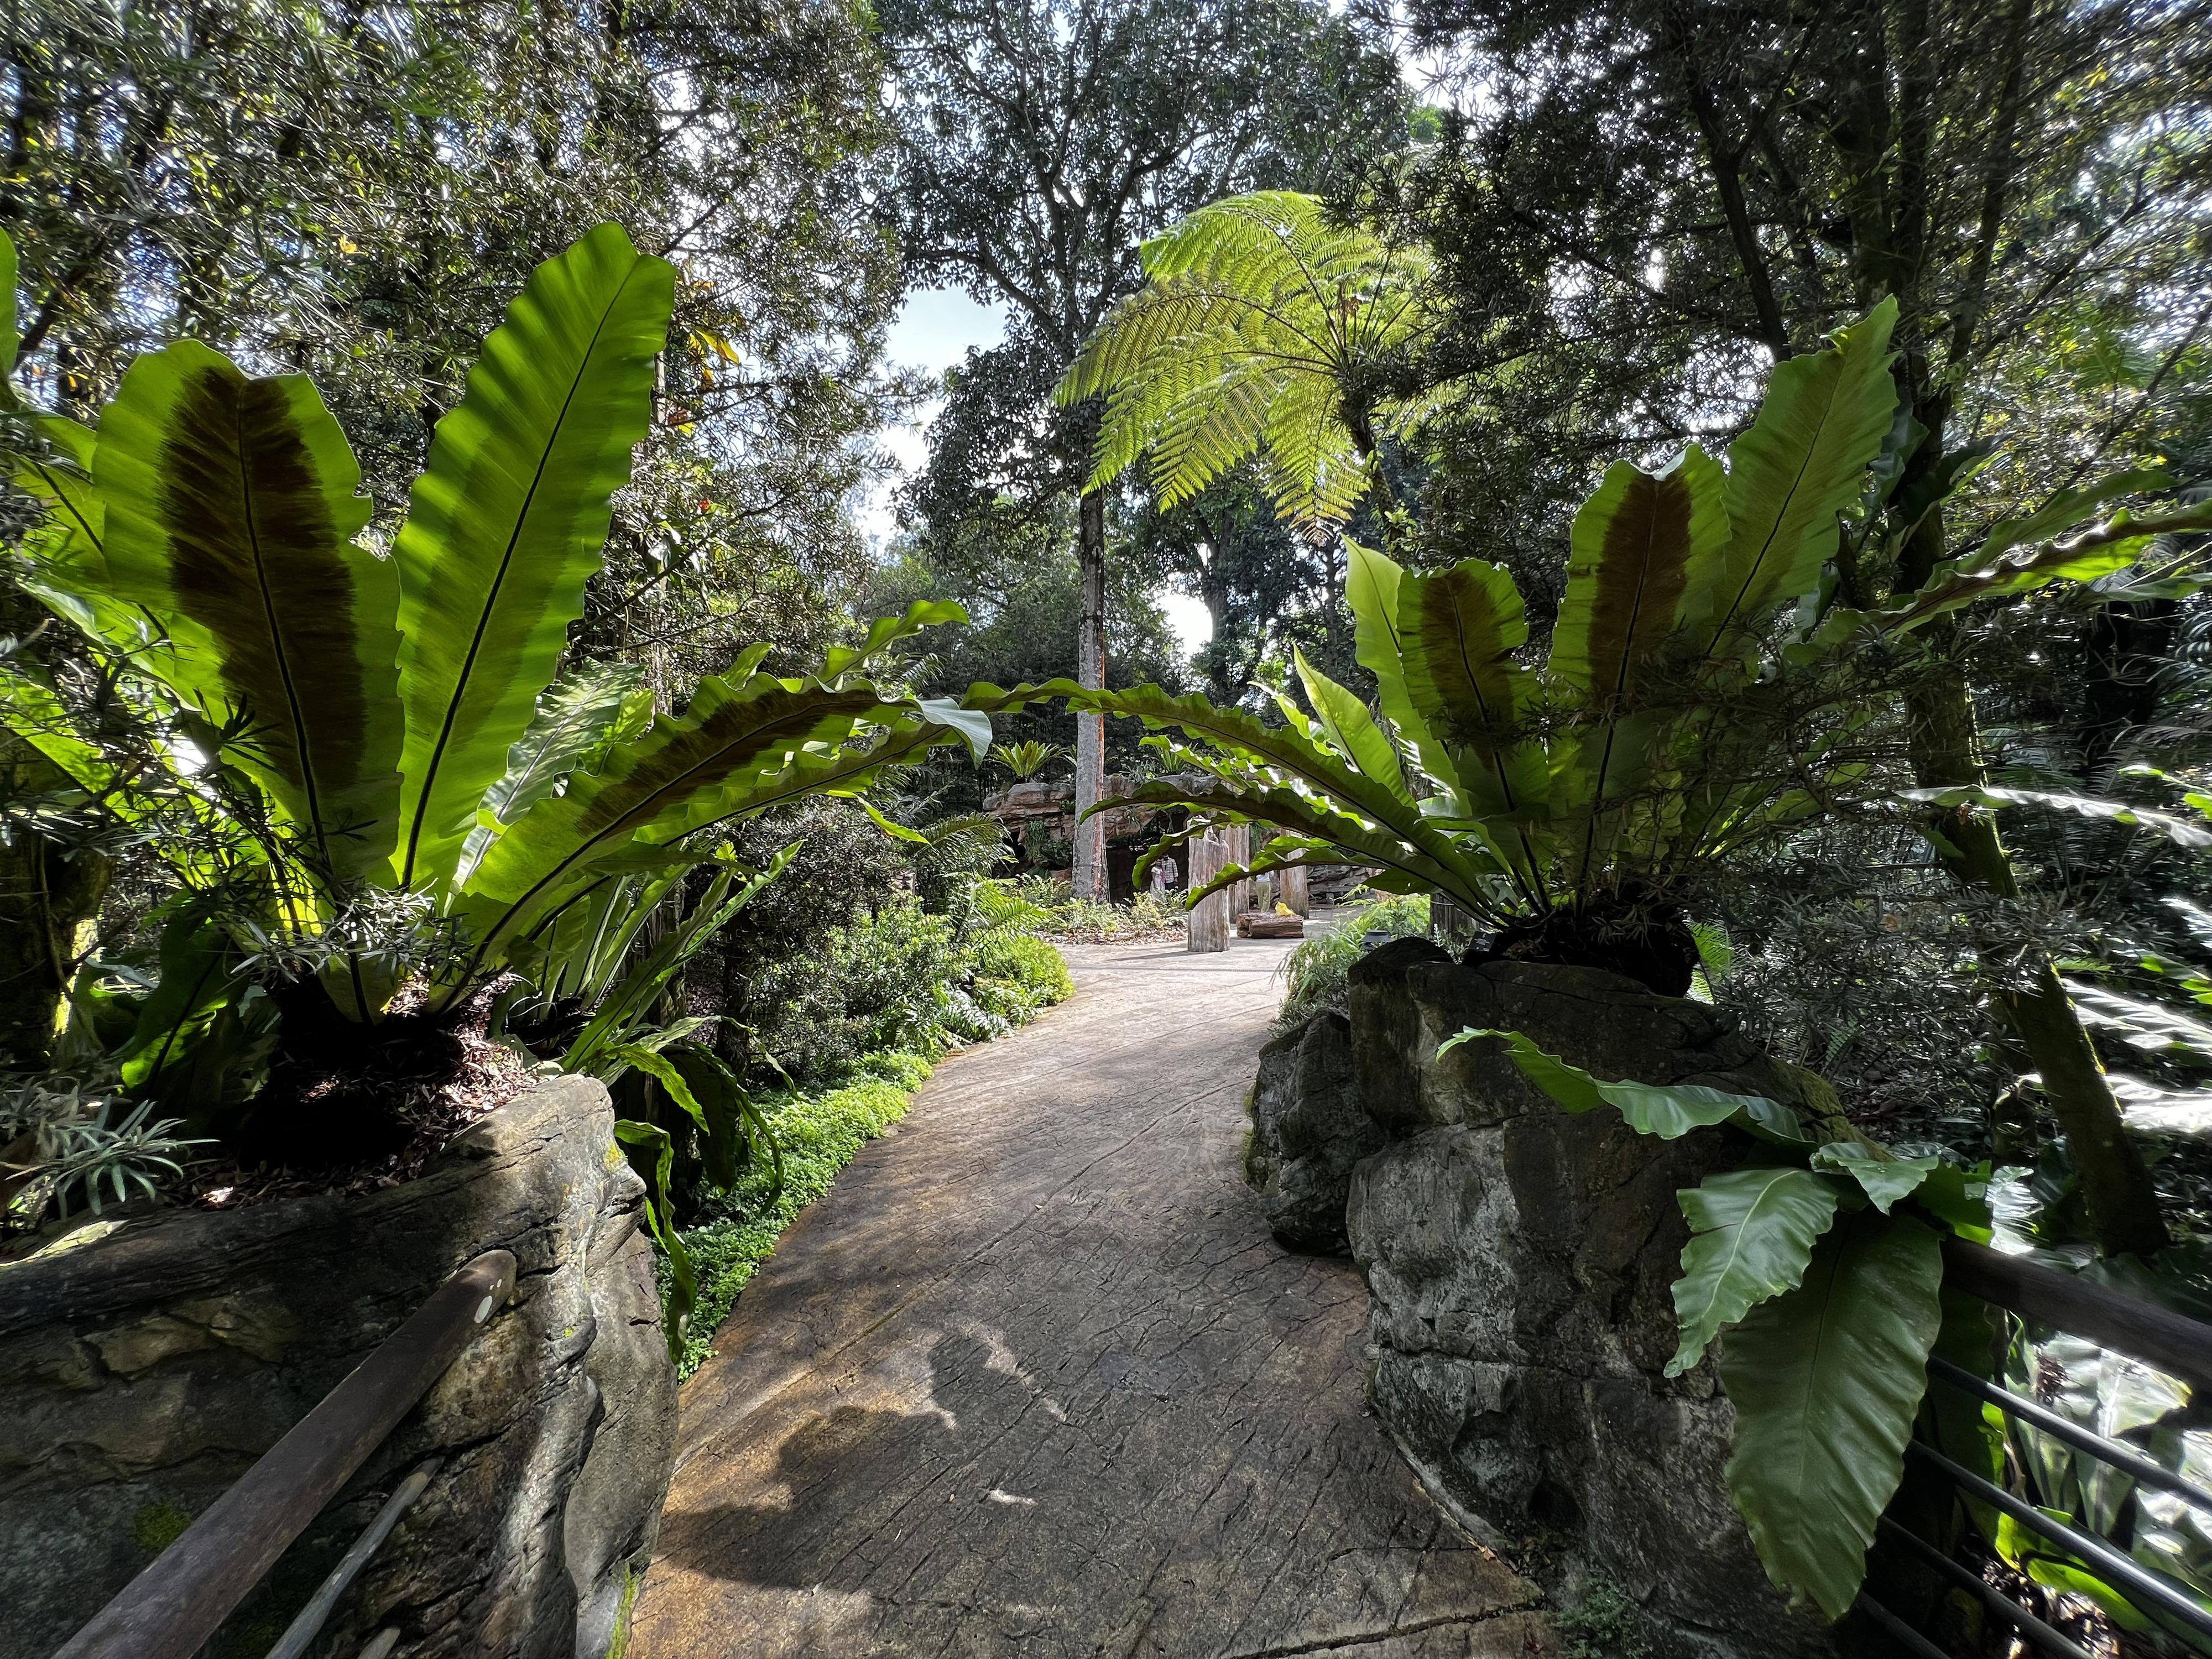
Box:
[55,1249,517,1659]
[1940,1235,2212,1392]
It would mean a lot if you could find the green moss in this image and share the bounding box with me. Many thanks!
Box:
[132,1500,192,1553]
[601,1565,641,1659]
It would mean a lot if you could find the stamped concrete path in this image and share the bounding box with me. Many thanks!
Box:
[630,936,1547,1658]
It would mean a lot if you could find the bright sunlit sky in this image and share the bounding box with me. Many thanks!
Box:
[857,36,1452,664]
[859,288,1213,659]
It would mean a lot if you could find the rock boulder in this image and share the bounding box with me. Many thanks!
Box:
[1338,950,1850,1658]
[1245,1011,1385,1253]
[0,1076,675,1659]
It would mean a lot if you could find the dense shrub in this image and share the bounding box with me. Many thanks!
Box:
[1275,893,1431,1027]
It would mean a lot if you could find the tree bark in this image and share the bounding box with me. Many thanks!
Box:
[0,739,111,1068]
[1906,646,2169,1256]
[1072,488,1110,901]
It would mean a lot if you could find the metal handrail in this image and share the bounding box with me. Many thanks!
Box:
[1928,1354,2212,1510]
[1942,1235,2212,1391]
[1875,1517,2092,1659]
[1906,1441,2212,1639]
[1883,1238,2212,1654]
[55,1249,517,1659]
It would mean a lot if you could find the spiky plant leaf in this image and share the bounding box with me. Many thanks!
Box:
[1439,1026,1800,1139]
[93,340,401,881]
[1399,557,1547,825]
[1668,1166,1844,1376]
[393,223,676,891]
[1346,538,1464,807]
[463,685,970,954]
[1799,495,2212,657]
[1902,784,2212,849]
[824,598,969,681]
[1808,1141,1940,1213]
[1551,451,1728,701]
[0,227,14,380]
[481,661,650,828]
[1066,679,1504,912]
[1700,300,1899,649]
[1294,646,1405,794]
[1720,1207,1943,1621]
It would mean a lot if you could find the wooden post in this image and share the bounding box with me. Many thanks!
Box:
[1187,831,1229,953]
[1280,864,1311,917]
[1224,823,1251,920]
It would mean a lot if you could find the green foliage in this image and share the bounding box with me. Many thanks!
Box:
[750,893,1073,1084]
[1463,1017,1986,1619]
[1667,1167,1841,1378]
[1720,1208,1944,1621]
[2,1073,210,1223]
[991,740,1066,780]
[11,0,904,690]
[0,224,982,1142]
[1555,1572,1653,1659]
[1274,891,1431,1026]
[1066,302,2212,1005]
[1441,1027,1796,1140]
[1060,191,1434,528]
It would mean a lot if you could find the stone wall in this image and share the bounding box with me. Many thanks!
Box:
[0,1076,675,1659]
[1267,940,1855,1659]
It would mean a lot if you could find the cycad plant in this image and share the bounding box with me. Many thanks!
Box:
[1,224,987,1143]
[1055,190,1434,531]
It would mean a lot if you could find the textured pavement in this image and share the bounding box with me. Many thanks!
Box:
[629,936,1548,1658]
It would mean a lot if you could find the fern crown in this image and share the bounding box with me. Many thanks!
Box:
[1055,190,1434,530]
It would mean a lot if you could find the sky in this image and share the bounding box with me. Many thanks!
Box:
[859,284,1215,658]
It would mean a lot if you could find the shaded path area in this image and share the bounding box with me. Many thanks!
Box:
[632,938,1547,1658]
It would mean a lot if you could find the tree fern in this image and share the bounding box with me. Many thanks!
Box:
[1056,191,1434,530]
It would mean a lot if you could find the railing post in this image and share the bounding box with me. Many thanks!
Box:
[55,1250,518,1659]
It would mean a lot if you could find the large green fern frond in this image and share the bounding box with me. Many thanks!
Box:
[1057,191,1432,530]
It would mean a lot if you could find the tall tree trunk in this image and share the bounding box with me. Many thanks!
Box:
[1897,476,2168,1256]
[0,738,110,1068]
[1072,488,1109,901]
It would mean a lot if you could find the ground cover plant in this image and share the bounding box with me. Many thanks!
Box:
[1274,890,1430,1027]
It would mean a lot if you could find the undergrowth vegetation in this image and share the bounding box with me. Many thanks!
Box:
[1274,891,1430,1027]
[670,935,1070,1377]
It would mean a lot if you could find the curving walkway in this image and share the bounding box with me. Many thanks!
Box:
[630,936,1548,1658]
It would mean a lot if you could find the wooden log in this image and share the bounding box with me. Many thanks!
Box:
[1186,833,1229,953]
[1280,864,1310,917]
[1235,913,1305,939]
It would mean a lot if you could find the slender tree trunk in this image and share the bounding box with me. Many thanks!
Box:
[0,738,110,1067]
[1072,488,1109,901]
[1900,585,2168,1255]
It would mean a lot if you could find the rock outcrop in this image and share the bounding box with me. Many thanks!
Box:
[1245,1010,1385,1254]
[1263,942,1853,1658]
[0,1076,674,1659]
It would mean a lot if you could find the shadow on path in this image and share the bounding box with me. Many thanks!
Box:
[632,940,1550,1659]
